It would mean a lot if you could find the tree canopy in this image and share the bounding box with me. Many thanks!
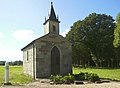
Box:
[66,13,118,67]
[113,13,120,48]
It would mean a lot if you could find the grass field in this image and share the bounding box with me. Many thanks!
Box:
[0,66,32,85]
[0,66,120,85]
[73,67,120,81]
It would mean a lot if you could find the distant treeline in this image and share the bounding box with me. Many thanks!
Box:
[0,60,23,66]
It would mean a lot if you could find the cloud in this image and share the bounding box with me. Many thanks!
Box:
[12,30,36,42]
[60,29,70,37]
[0,49,22,61]
[0,32,5,38]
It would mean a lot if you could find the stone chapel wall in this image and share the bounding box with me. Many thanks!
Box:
[35,34,72,77]
[23,44,34,77]
[35,40,51,77]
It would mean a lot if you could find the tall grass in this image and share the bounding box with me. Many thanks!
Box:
[73,67,120,81]
[0,66,33,85]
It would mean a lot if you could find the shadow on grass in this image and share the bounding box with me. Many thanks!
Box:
[100,78,120,82]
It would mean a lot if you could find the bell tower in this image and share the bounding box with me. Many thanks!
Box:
[43,2,60,35]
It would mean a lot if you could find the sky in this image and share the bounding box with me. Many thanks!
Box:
[0,0,120,61]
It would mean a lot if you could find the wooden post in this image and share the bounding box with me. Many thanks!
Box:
[4,62,11,85]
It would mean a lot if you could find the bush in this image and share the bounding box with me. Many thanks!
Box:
[50,72,100,84]
[89,73,100,82]
[74,72,85,81]
[62,74,74,84]
[85,72,91,80]
[50,74,74,84]
[74,72,100,82]
[50,75,63,84]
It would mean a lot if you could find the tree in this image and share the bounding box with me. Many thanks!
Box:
[66,13,115,67]
[82,13,115,67]
[66,21,93,67]
[113,13,120,68]
[9,60,23,66]
[0,61,5,65]
[113,13,120,48]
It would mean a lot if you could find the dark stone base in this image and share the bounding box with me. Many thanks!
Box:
[74,81,84,84]
[102,80,110,83]
[4,82,12,85]
[95,81,103,84]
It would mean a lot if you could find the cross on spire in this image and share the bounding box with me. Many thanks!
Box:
[51,2,53,5]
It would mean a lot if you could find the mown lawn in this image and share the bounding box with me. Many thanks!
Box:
[73,67,120,81]
[0,66,120,85]
[0,66,33,85]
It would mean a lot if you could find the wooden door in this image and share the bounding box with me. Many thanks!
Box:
[51,46,60,75]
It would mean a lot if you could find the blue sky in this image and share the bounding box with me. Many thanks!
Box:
[0,0,120,61]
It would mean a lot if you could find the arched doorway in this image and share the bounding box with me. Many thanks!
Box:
[51,46,60,75]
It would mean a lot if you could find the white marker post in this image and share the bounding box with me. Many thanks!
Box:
[4,62,11,85]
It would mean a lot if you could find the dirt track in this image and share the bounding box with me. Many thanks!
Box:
[1,80,120,88]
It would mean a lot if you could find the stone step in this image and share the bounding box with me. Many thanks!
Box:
[50,82,54,85]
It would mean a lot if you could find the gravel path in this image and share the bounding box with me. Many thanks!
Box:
[1,80,120,88]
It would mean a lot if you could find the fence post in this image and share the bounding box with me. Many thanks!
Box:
[4,62,11,85]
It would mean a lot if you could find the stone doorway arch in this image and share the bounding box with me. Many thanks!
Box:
[51,46,60,75]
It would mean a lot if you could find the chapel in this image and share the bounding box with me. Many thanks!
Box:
[21,2,72,79]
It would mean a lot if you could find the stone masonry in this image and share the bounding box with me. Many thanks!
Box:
[21,2,72,79]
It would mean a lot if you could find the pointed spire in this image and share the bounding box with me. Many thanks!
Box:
[49,2,57,20]
[43,2,60,25]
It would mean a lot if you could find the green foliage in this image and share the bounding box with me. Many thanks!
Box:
[73,72,85,81]
[50,75,63,84]
[63,74,74,84]
[9,60,23,66]
[50,74,74,84]
[66,13,117,67]
[0,60,23,66]
[89,73,100,82]
[114,13,120,48]
[84,72,91,80]
[66,20,92,67]
[0,61,5,65]
[73,72,100,82]
[50,72,100,83]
